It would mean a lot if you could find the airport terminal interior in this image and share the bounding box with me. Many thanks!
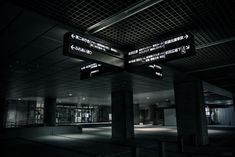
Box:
[0,0,235,157]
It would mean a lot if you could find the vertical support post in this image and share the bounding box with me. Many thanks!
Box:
[132,146,140,157]
[111,73,134,141]
[233,94,235,111]
[134,104,140,125]
[149,105,157,125]
[0,98,7,129]
[174,79,208,146]
[44,98,56,126]
[112,90,134,140]
[178,135,184,152]
[158,141,165,157]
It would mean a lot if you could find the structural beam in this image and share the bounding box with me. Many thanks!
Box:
[196,36,235,50]
[186,63,235,74]
[86,0,164,34]
[203,81,233,98]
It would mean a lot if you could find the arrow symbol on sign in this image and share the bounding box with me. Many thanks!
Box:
[71,34,75,39]
[149,65,154,69]
[70,45,75,50]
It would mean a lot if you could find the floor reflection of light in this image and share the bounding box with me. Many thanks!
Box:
[35,126,234,143]
[134,125,177,133]
[82,127,112,138]
[58,134,102,140]
[83,127,111,132]
[39,135,76,141]
[208,129,227,134]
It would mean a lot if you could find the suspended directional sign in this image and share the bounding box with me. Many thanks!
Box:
[128,64,163,79]
[64,32,195,80]
[65,32,123,58]
[148,64,163,79]
[63,32,124,68]
[127,32,195,67]
[80,63,120,80]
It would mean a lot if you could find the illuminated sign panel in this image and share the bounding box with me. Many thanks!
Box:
[128,64,163,79]
[65,32,123,57]
[128,44,195,67]
[80,63,120,80]
[127,32,195,67]
[128,33,194,59]
[148,64,163,78]
[63,32,124,68]
[64,32,195,80]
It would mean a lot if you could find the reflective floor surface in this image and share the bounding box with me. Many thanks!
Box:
[1,125,234,157]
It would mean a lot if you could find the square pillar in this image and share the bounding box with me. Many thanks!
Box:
[0,98,7,129]
[44,98,56,126]
[233,94,235,111]
[149,104,157,125]
[112,90,134,140]
[134,104,140,125]
[174,79,208,146]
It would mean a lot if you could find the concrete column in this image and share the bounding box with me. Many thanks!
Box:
[174,79,208,146]
[134,104,140,125]
[0,98,8,129]
[149,105,157,125]
[44,98,56,126]
[112,90,134,140]
[233,94,235,111]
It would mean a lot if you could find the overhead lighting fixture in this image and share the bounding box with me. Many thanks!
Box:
[68,93,73,96]
[18,98,21,101]
[86,0,164,34]
[82,97,86,100]
[146,97,150,99]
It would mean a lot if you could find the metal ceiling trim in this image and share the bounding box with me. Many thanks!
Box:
[86,0,164,34]
[203,81,233,98]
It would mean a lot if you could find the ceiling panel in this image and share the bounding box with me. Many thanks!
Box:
[0,1,23,31]
[0,10,57,58]
[166,41,235,71]
[11,0,142,31]
[1,0,234,103]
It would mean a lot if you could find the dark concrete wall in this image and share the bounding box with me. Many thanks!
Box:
[6,100,36,127]
[217,107,235,125]
[98,106,111,122]
[164,108,176,126]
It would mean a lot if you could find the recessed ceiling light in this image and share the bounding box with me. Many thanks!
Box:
[146,97,150,99]
[68,93,73,96]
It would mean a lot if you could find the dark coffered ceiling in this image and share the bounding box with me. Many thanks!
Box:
[0,0,234,104]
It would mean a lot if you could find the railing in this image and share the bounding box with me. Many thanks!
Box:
[6,121,43,128]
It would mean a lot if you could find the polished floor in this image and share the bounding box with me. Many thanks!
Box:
[1,125,235,157]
